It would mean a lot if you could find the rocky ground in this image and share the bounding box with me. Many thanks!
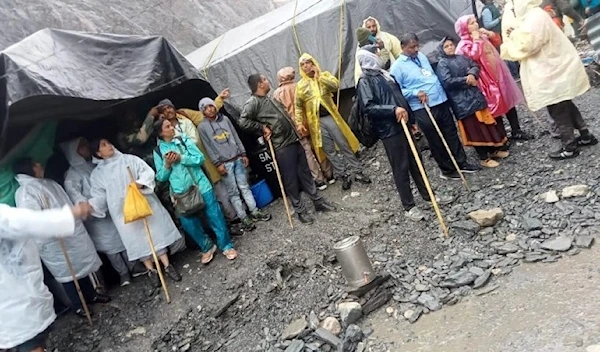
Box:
[47,85,600,352]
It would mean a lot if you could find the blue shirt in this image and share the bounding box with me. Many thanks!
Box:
[580,0,600,9]
[389,52,448,111]
[481,8,501,30]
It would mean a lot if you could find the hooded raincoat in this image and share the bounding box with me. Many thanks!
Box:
[89,150,181,261]
[61,138,126,254]
[455,15,524,117]
[0,205,75,349]
[15,175,102,283]
[273,67,309,136]
[295,53,360,162]
[354,17,402,84]
[500,0,590,111]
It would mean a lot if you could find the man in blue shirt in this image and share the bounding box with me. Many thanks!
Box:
[390,33,478,180]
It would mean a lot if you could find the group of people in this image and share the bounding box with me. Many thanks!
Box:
[2,0,599,351]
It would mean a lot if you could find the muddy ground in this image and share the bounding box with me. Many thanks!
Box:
[47,86,600,352]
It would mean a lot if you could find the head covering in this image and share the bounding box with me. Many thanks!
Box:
[438,36,457,58]
[198,97,216,112]
[357,46,383,71]
[362,16,380,34]
[277,67,295,85]
[513,0,543,19]
[298,53,321,80]
[356,27,371,46]
[455,15,474,40]
[158,98,174,108]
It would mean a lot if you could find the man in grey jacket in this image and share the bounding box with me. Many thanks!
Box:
[198,97,271,230]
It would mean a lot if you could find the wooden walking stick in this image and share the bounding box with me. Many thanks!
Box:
[400,120,450,238]
[126,167,171,303]
[41,196,93,325]
[424,104,470,192]
[267,138,294,229]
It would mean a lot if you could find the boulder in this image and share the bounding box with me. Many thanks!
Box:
[562,185,590,198]
[468,208,504,227]
[337,302,363,327]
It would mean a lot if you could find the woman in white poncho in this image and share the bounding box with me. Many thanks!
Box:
[88,138,182,286]
[13,158,110,318]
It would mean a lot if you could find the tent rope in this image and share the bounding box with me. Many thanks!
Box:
[336,0,345,107]
[292,0,303,54]
[202,34,226,80]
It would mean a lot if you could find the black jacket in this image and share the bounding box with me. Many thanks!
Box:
[435,40,488,120]
[356,69,415,140]
[237,95,299,151]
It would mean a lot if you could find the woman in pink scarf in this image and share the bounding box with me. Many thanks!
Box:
[455,15,532,140]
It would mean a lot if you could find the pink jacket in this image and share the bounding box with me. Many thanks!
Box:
[455,15,524,117]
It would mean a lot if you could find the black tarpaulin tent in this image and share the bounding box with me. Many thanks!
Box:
[186,0,476,109]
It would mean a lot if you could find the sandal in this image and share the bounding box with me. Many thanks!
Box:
[223,249,238,260]
[201,245,217,264]
[491,150,509,159]
[480,159,500,168]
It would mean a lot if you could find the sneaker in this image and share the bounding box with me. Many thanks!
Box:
[459,163,479,173]
[223,249,238,260]
[201,245,217,265]
[355,172,372,184]
[148,269,161,288]
[577,135,598,146]
[250,209,272,222]
[327,178,336,185]
[229,224,244,237]
[164,265,182,282]
[120,275,132,287]
[314,199,337,212]
[425,194,455,206]
[481,159,500,168]
[511,131,533,140]
[131,263,149,278]
[316,181,328,191]
[241,217,256,231]
[405,207,425,222]
[341,175,352,190]
[440,171,461,180]
[548,148,580,160]
[298,212,315,224]
[91,293,112,304]
[491,150,510,159]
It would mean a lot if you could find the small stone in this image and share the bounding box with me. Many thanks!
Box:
[474,284,500,296]
[337,302,363,327]
[576,236,594,249]
[385,306,395,317]
[505,233,517,242]
[478,227,494,236]
[313,328,341,347]
[281,318,308,340]
[415,284,429,292]
[407,307,423,323]
[587,345,600,352]
[472,270,491,289]
[452,220,480,233]
[469,267,485,276]
[284,339,305,352]
[403,310,415,320]
[523,253,549,263]
[125,327,146,338]
[495,243,520,254]
[321,317,341,336]
[350,192,361,198]
[309,311,319,330]
[523,217,543,231]
[340,325,365,351]
[417,293,442,311]
[540,237,573,252]
[468,208,504,227]
[541,190,560,203]
[491,268,502,275]
[439,271,478,288]
[562,185,590,198]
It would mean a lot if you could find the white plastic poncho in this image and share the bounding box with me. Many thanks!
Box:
[89,150,181,261]
[61,138,126,254]
[500,0,590,111]
[0,204,75,349]
[15,175,102,283]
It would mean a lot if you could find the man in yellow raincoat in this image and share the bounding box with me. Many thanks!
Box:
[501,0,597,160]
[295,53,369,191]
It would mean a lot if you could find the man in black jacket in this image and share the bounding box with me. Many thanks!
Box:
[355,46,453,222]
[238,74,336,224]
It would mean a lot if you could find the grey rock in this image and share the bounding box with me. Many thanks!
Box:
[495,243,520,254]
[523,253,549,263]
[469,267,485,276]
[562,185,590,198]
[406,307,424,323]
[478,227,494,236]
[439,271,478,288]
[337,302,362,327]
[523,217,543,231]
[415,283,429,292]
[308,311,319,330]
[339,325,364,352]
[417,293,442,311]
[541,190,559,203]
[313,328,341,347]
[472,270,491,289]
[281,318,308,340]
[540,237,573,252]
[474,284,500,296]
[284,339,304,352]
[575,235,594,248]
[452,220,480,233]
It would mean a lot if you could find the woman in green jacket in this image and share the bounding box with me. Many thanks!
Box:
[153,118,237,264]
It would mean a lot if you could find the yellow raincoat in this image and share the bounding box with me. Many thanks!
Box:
[295,53,360,163]
[500,0,590,111]
[354,17,402,84]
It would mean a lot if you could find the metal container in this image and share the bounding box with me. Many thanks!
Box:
[333,236,375,289]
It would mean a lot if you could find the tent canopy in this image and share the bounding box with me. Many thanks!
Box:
[186,0,475,108]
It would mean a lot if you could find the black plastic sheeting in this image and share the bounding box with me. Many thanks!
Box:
[0,29,210,134]
[186,0,475,108]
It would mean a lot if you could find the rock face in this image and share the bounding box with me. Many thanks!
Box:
[468,208,504,227]
[562,185,590,198]
[0,0,291,52]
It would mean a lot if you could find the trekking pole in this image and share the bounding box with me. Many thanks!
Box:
[267,138,294,229]
[41,196,93,325]
[126,167,171,303]
[400,120,450,238]
[424,104,470,192]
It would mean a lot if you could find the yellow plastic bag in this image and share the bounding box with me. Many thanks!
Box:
[123,182,153,224]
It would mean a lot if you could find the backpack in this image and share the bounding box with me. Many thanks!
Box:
[348,84,378,148]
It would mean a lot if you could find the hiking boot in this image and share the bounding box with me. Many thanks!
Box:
[355,172,372,184]
[120,275,132,287]
[577,134,598,146]
[316,180,328,191]
[250,209,272,222]
[241,217,256,231]
[548,148,580,160]
[425,194,455,206]
[201,245,217,265]
[341,175,352,190]
[223,249,238,261]
[491,150,510,159]
[298,212,315,224]
[314,199,337,212]
[459,163,479,173]
[481,159,500,168]
[131,263,149,278]
[511,130,533,140]
[91,293,112,304]
[164,265,182,282]
[440,171,462,180]
[147,269,161,288]
[405,207,425,222]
